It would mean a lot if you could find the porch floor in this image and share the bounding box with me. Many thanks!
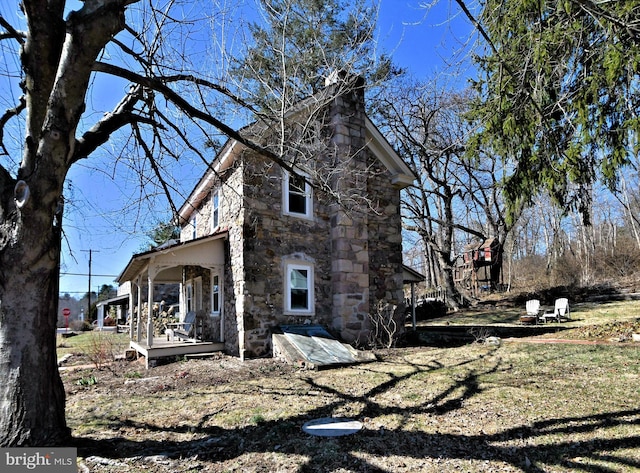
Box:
[130,337,224,368]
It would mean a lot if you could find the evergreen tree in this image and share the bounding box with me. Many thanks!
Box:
[465,0,640,223]
[233,0,400,111]
[145,221,181,249]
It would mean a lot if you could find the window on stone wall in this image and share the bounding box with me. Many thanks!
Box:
[211,189,220,231]
[211,274,220,314]
[285,262,314,314]
[185,282,193,313]
[284,171,312,218]
[190,215,197,240]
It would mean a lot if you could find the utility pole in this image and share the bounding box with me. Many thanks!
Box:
[81,249,99,321]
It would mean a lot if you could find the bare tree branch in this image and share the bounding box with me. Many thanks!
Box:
[91,62,283,159]
[131,122,179,218]
[0,96,26,157]
[74,85,148,161]
[0,15,26,44]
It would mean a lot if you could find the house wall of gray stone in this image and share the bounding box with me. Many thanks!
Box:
[366,154,406,334]
[235,79,406,356]
[237,153,334,357]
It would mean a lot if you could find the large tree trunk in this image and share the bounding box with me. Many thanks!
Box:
[0,192,69,445]
[439,258,462,311]
[0,0,130,446]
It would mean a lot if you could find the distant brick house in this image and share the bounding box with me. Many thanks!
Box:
[117,77,414,359]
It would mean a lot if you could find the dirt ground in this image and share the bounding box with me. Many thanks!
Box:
[59,319,640,473]
[61,352,294,399]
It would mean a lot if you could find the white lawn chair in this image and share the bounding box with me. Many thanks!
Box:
[526,299,540,316]
[541,298,570,323]
[520,299,541,324]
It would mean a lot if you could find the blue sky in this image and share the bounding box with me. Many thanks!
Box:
[55,0,475,296]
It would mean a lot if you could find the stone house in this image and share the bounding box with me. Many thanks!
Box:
[117,77,414,359]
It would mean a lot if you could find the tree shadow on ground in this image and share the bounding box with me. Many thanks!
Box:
[72,351,640,472]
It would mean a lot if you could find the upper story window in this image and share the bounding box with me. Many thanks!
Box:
[285,261,314,315]
[211,189,220,231]
[190,215,197,240]
[284,171,312,219]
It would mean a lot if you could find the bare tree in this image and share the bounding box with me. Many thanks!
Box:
[375,79,518,307]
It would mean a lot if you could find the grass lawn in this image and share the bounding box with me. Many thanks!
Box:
[57,331,129,356]
[59,299,640,472]
[420,299,640,329]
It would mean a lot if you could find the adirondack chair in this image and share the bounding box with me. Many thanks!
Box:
[520,299,541,324]
[541,298,570,323]
[166,311,201,342]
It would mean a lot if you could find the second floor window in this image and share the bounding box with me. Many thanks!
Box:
[211,190,220,231]
[284,171,312,218]
[190,215,197,240]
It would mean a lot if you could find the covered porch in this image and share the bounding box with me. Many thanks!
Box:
[117,233,228,368]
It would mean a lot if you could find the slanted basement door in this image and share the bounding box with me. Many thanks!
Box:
[273,325,375,369]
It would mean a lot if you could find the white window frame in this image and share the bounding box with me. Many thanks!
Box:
[190,215,197,240]
[283,171,313,219]
[284,261,314,315]
[211,189,221,232]
[185,281,193,313]
[211,273,221,315]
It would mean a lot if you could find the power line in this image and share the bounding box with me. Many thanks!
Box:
[60,272,119,277]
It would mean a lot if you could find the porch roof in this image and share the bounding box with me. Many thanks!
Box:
[402,264,425,284]
[117,231,228,283]
[95,294,130,308]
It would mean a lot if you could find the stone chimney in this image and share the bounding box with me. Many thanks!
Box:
[325,75,371,344]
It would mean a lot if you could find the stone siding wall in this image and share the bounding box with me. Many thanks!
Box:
[366,155,406,332]
[178,160,245,355]
[237,154,333,357]
[326,82,372,345]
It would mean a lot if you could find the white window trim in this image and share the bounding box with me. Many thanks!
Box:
[190,215,197,240]
[211,272,221,315]
[211,189,221,232]
[284,261,315,315]
[283,170,313,219]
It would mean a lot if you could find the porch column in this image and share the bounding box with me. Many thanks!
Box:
[136,276,143,343]
[128,286,135,340]
[147,272,154,346]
